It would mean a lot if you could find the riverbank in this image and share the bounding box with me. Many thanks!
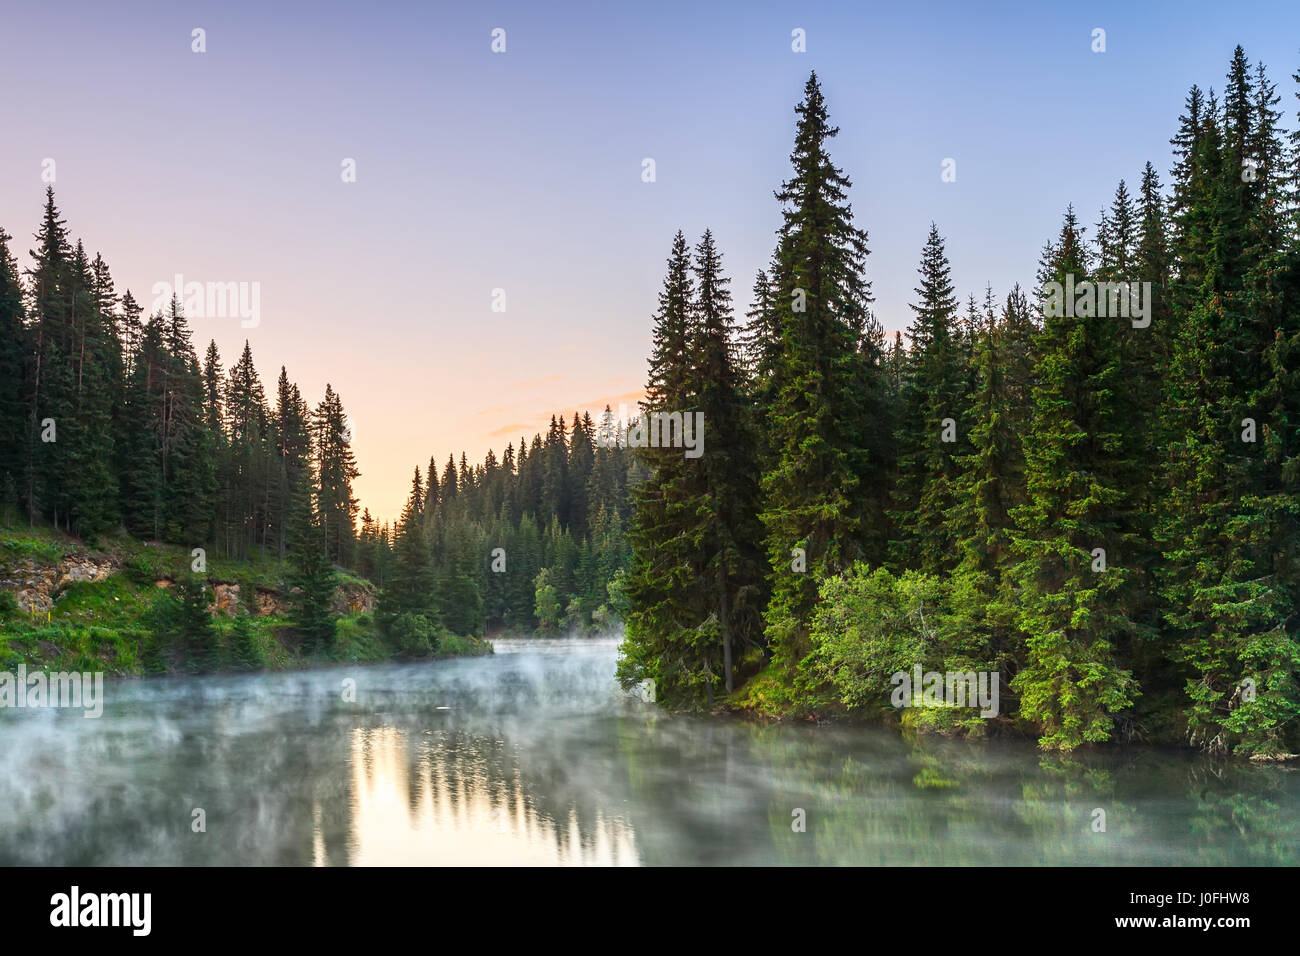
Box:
[717,658,1300,761]
[0,525,491,677]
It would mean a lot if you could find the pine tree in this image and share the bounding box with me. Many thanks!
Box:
[687,230,767,692]
[224,341,269,556]
[377,469,437,631]
[438,513,484,636]
[0,227,27,509]
[1008,207,1139,750]
[946,288,1030,678]
[25,187,75,528]
[620,230,768,702]
[271,367,312,557]
[287,469,337,652]
[228,613,264,670]
[164,574,220,673]
[59,244,121,537]
[157,295,215,545]
[312,384,359,566]
[758,73,877,674]
[568,412,594,540]
[620,232,711,703]
[1156,49,1300,753]
[890,224,965,573]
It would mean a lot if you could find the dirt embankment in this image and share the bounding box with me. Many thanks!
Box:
[2,549,375,618]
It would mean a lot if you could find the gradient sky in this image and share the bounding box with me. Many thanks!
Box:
[3,0,1299,525]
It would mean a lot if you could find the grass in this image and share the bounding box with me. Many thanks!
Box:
[0,524,497,677]
[0,617,146,673]
[0,524,382,676]
[0,528,71,565]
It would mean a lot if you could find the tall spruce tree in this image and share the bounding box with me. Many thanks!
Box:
[1008,207,1140,750]
[689,230,767,692]
[313,384,359,566]
[758,73,878,675]
[1157,49,1300,753]
[890,224,965,574]
[946,288,1031,678]
[620,232,708,704]
[0,227,27,515]
[287,469,337,651]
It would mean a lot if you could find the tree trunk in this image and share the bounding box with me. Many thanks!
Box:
[719,556,733,693]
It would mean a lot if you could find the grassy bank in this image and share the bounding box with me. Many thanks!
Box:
[0,526,492,677]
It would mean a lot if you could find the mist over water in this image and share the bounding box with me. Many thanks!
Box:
[1,637,1296,865]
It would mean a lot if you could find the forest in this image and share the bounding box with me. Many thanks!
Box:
[4,46,1299,757]
[617,51,1300,756]
[0,194,634,665]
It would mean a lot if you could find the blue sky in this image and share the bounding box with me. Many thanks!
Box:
[2,0,1298,521]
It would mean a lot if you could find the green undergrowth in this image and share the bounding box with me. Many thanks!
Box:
[0,526,489,677]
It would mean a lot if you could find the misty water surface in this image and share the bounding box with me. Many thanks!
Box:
[1,636,1297,865]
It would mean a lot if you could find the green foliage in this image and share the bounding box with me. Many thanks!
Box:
[619,229,767,706]
[533,568,563,633]
[619,60,1300,755]
[148,576,221,673]
[0,526,467,676]
[808,565,948,714]
[435,631,493,658]
[389,612,440,657]
[227,613,264,670]
[376,411,630,640]
[287,472,338,652]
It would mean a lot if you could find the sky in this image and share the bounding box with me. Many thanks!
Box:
[3,0,1299,525]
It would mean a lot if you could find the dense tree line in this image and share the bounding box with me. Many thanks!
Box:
[0,188,635,653]
[373,409,636,648]
[0,189,358,613]
[620,59,1300,756]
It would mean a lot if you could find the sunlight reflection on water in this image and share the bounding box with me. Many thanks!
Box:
[1,636,1297,866]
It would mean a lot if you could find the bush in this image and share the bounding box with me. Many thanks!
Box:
[437,631,493,657]
[0,589,18,620]
[122,551,166,586]
[147,577,220,673]
[534,569,562,633]
[332,612,386,662]
[591,603,615,633]
[228,614,264,670]
[390,612,438,657]
[808,564,950,715]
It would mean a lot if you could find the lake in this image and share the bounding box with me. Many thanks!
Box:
[2,636,1296,865]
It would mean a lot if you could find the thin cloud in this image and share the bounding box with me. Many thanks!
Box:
[486,422,533,438]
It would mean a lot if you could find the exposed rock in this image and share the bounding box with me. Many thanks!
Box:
[1,554,115,613]
[1,544,376,621]
[254,588,286,617]
[57,558,114,589]
[210,582,241,617]
[332,580,375,615]
[17,587,53,614]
